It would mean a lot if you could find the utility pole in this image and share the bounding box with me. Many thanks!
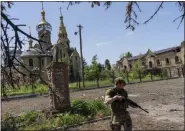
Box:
[76,24,85,88]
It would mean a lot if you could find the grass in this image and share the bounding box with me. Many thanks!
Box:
[2,80,113,97]
[3,84,49,96]
[2,99,111,131]
[2,74,170,97]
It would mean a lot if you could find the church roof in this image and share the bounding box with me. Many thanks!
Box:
[20,47,47,58]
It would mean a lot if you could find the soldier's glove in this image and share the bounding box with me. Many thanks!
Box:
[113,95,125,101]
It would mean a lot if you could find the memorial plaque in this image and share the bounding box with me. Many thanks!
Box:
[47,61,70,112]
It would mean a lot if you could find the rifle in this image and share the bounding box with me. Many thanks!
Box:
[126,98,149,113]
[115,98,149,114]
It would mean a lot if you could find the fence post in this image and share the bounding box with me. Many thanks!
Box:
[177,68,180,77]
[126,71,129,84]
[160,69,163,80]
[139,70,142,82]
[169,68,172,78]
[150,71,153,81]
[113,70,115,84]
[78,74,81,89]
[182,67,184,77]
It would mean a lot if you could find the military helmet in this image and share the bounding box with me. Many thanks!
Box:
[115,77,126,85]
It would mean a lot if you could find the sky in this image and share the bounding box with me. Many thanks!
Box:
[6,2,184,65]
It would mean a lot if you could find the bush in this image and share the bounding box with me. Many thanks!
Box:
[2,100,110,130]
[1,113,19,131]
[55,113,86,127]
[20,111,39,125]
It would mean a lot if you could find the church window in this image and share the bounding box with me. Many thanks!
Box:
[64,54,65,58]
[29,59,33,66]
[42,59,44,66]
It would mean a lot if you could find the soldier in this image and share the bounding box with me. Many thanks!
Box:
[104,77,137,131]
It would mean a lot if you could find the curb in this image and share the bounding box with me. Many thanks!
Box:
[53,116,111,131]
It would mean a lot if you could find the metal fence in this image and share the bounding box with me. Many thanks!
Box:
[125,67,184,84]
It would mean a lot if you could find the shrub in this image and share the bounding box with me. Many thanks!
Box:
[1,113,19,131]
[20,111,39,125]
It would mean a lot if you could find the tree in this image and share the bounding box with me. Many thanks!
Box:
[124,52,133,58]
[132,59,143,80]
[66,2,184,30]
[105,59,111,70]
[83,58,87,68]
[87,55,102,87]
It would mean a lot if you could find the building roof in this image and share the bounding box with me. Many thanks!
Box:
[127,46,179,61]
[20,48,46,58]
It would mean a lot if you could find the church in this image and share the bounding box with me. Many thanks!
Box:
[18,6,81,83]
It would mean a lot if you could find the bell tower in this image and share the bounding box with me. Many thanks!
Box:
[36,2,52,51]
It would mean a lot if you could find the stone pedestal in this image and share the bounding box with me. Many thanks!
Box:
[47,62,70,113]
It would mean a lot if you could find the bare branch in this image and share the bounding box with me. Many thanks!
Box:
[134,2,141,12]
[173,2,185,29]
[143,2,163,24]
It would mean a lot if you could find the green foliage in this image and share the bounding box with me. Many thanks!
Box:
[124,52,133,58]
[132,59,143,79]
[162,69,169,78]
[70,99,107,118]
[119,52,132,58]
[2,113,19,131]
[54,113,86,128]
[105,59,111,70]
[2,100,110,130]
[20,111,39,125]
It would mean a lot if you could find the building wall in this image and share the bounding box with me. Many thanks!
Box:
[70,50,81,80]
[117,42,184,72]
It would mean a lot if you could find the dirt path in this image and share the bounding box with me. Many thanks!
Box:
[2,78,184,130]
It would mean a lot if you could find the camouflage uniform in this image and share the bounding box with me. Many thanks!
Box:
[106,78,132,131]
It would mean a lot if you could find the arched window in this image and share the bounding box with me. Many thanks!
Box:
[64,54,65,58]
[149,61,152,68]
[42,59,44,66]
[76,56,78,61]
[124,65,127,70]
[175,56,179,63]
[156,59,160,66]
[165,58,170,65]
[29,59,33,66]
[129,64,132,69]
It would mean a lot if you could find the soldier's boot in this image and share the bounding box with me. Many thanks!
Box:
[123,120,132,131]
[110,123,121,131]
